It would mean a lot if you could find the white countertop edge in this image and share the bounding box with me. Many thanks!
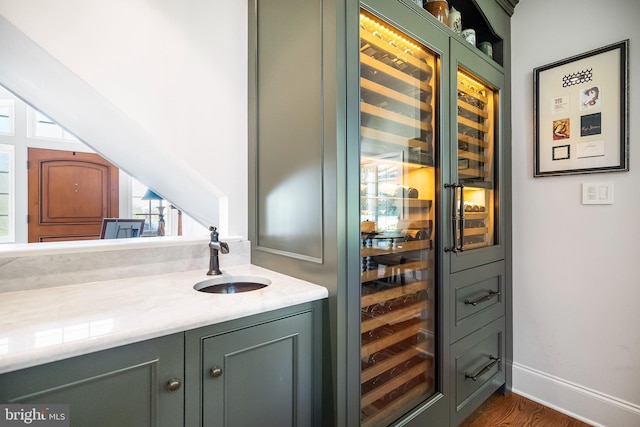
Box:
[0,264,328,374]
[0,234,244,258]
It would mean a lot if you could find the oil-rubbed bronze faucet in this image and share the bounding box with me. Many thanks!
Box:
[207,226,229,275]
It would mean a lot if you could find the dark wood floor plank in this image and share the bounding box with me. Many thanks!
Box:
[459,392,592,427]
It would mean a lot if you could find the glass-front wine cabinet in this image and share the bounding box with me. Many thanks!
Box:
[359,10,438,426]
[452,68,497,253]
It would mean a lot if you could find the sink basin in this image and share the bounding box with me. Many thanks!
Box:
[194,276,271,294]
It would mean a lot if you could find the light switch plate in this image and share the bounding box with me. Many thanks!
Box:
[582,182,614,204]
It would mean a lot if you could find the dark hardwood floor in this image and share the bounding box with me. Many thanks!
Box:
[459,392,592,427]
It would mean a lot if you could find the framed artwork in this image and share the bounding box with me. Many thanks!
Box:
[100,218,145,239]
[533,40,629,177]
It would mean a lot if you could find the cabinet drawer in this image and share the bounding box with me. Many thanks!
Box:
[450,261,505,343]
[450,317,505,424]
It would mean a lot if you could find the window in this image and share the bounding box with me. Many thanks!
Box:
[27,107,79,141]
[132,180,168,235]
[0,144,15,243]
[0,100,15,136]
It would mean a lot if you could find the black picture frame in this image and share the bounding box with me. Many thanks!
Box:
[533,40,629,177]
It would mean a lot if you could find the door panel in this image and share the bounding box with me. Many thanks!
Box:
[448,40,505,272]
[0,334,185,427]
[200,312,314,427]
[28,148,119,242]
[358,2,450,425]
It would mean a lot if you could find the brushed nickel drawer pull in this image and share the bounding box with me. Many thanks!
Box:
[464,290,500,306]
[465,356,500,381]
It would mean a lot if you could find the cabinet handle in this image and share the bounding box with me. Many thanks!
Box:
[166,378,182,393]
[445,183,465,253]
[459,184,465,250]
[210,367,223,380]
[465,356,500,381]
[464,290,500,306]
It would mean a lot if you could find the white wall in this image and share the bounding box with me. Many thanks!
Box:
[0,0,248,238]
[511,1,640,425]
[2,0,638,423]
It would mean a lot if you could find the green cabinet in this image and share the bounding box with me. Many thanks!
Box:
[0,302,322,427]
[0,333,185,427]
[248,0,516,425]
[446,28,512,424]
[184,303,321,427]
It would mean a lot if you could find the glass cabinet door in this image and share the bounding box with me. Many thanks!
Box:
[448,47,504,273]
[456,68,496,251]
[359,10,438,426]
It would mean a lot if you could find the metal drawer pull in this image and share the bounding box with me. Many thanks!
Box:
[465,356,500,381]
[464,290,500,306]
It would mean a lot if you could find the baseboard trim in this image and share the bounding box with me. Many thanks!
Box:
[512,363,640,427]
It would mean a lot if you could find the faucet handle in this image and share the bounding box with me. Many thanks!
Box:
[209,226,219,242]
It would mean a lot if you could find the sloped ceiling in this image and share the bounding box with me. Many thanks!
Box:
[0,15,225,230]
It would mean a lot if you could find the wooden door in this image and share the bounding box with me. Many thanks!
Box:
[28,148,119,243]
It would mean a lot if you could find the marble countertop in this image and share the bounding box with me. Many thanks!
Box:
[0,264,328,374]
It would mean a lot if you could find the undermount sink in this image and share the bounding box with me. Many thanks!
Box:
[194,276,271,294]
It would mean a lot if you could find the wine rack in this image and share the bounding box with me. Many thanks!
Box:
[359,12,434,166]
[359,10,437,426]
[457,70,495,250]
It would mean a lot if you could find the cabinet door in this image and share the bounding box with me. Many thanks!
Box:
[197,311,314,427]
[447,39,506,273]
[358,2,449,425]
[0,334,185,427]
